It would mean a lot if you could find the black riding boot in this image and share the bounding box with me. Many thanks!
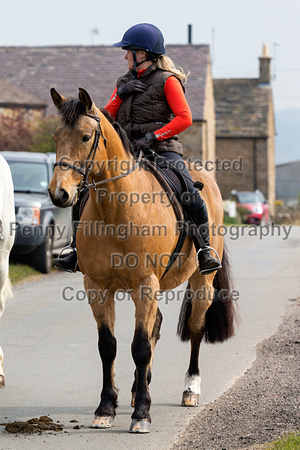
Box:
[53,202,80,272]
[53,188,90,272]
[53,245,78,272]
[190,203,222,275]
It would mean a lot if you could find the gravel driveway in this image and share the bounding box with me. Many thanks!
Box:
[172,298,300,450]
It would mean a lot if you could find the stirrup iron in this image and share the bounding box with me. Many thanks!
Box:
[196,246,222,275]
[53,244,78,273]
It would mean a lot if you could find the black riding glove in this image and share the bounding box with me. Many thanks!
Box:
[117,80,147,100]
[134,131,157,154]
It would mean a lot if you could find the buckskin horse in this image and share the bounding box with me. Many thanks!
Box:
[0,154,15,387]
[48,88,238,433]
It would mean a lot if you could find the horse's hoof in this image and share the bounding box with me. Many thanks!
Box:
[181,390,199,407]
[90,415,114,428]
[0,375,5,388]
[129,419,150,433]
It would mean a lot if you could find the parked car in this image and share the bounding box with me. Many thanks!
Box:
[230,189,271,225]
[2,151,73,273]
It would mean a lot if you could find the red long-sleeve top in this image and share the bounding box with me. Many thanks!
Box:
[105,70,192,141]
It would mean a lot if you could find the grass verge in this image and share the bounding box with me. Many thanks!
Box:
[9,263,41,286]
[223,214,239,225]
[267,431,300,449]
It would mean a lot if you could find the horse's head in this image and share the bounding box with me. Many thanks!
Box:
[48,88,105,208]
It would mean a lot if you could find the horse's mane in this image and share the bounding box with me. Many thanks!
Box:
[58,99,134,156]
[100,108,134,156]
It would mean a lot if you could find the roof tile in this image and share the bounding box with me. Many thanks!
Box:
[0,45,209,119]
[0,77,45,107]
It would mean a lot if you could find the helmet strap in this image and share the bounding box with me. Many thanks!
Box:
[131,49,156,73]
[132,49,144,72]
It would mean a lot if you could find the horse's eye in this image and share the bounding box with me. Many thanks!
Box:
[82,135,91,143]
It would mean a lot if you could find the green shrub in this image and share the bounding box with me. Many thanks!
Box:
[28,116,59,153]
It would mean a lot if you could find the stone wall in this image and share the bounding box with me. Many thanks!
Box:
[180,60,216,177]
[180,122,203,160]
[0,106,45,121]
[274,204,300,225]
[215,137,269,199]
[266,95,276,215]
[203,62,216,163]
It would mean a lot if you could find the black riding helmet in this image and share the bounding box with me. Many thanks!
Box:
[113,23,165,71]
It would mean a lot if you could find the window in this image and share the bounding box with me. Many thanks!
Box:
[8,161,48,194]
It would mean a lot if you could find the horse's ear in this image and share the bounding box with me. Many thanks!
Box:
[78,88,93,111]
[50,88,67,110]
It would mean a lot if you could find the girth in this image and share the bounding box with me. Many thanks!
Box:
[141,159,188,279]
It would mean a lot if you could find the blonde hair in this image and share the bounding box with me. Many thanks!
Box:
[156,55,190,84]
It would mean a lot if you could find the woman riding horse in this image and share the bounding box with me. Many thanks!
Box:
[54,23,221,275]
[49,81,236,433]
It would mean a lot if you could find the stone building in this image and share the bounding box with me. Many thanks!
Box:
[0,45,215,163]
[0,77,46,120]
[276,160,300,205]
[213,45,275,213]
[0,78,47,151]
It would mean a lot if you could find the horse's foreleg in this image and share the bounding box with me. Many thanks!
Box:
[84,276,117,429]
[181,276,214,407]
[131,307,162,407]
[130,276,159,433]
[0,282,6,388]
[0,346,5,387]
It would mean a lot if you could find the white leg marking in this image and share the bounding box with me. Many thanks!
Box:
[184,374,201,394]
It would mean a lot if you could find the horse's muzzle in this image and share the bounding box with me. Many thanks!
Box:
[48,187,75,208]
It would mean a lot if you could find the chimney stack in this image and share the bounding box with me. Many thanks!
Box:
[259,43,271,84]
[188,24,192,44]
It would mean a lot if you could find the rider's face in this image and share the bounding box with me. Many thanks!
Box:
[125,50,146,70]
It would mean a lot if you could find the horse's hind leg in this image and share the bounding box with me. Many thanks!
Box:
[182,329,203,406]
[130,275,160,433]
[131,307,162,407]
[178,275,214,407]
[84,276,118,429]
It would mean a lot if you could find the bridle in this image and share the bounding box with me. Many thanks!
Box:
[54,111,142,194]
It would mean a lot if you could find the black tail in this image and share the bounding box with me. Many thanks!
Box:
[204,243,239,343]
[177,282,192,342]
[177,243,239,343]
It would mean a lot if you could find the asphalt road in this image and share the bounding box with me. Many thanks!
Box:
[1,225,299,449]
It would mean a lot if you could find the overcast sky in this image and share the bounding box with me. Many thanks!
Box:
[1,0,299,113]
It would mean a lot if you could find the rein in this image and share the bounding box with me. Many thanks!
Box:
[54,112,142,193]
[85,150,143,190]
